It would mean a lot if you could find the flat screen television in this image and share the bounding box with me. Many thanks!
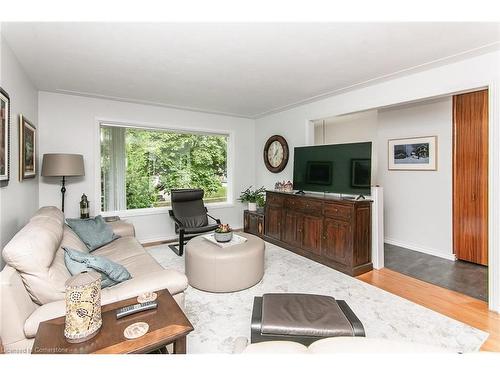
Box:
[293,142,372,195]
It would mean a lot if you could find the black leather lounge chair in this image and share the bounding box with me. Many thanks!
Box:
[168,189,221,256]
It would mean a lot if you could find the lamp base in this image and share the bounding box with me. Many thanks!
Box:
[64,323,101,344]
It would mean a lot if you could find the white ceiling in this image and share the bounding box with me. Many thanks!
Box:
[2,22,500,118]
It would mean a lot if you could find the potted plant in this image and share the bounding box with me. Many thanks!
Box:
[214,223,233,242]
[239,186,266,211]
[256,194,266,209]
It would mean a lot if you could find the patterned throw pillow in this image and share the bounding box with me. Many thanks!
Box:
[65,215,119,252]
[63,247,131,288]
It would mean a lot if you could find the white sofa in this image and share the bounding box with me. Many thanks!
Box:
[0,206,188,353]
[242,337,453,354]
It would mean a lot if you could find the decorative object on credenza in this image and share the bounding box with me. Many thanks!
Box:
[19,115,36,181]
[214,223,233,242]
[41,153,85,212]
[64,271,102,343]
[263,135,289,173]
[274,180,293,192]
[80,193,90,219]
[388,136,437,171]
[239,186,266,211]
[0,87,10,186]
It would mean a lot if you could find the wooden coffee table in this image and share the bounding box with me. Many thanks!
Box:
[32,289,193,354]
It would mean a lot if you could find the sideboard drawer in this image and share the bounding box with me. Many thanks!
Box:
[267,192,284,206]
[323,203,352,220]
[286,198,322,214]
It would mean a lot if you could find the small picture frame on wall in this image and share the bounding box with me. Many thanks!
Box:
[19,115,37,180]
[388,136,437,171]
[0,87,10,186]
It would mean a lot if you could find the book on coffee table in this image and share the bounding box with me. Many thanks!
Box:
[202,233,248,248]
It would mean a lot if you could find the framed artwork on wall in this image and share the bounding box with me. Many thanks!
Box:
[19,115,37,180]
[0,87,10,186]
[388,136,437,171]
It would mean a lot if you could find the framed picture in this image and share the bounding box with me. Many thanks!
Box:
[388,136,437,171]
[19,115,37,180]
[0,87,10,185]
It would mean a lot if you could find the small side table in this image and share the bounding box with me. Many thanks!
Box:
[243,209,265,238]
[32,289,193,354]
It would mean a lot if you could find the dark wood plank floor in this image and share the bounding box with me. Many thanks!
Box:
[384,243,488,301]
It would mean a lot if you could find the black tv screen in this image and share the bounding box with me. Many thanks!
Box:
[293,142,372,195]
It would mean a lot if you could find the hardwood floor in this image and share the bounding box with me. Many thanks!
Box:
[357,268,500,352]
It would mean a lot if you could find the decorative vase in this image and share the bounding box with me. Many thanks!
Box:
[214,231,233,242]
[248,202,257,211]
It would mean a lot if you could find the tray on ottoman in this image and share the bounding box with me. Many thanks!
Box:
[251,293,365,346]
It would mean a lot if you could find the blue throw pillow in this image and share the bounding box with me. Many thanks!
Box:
[63,247,131,288]
[66,215,120,252]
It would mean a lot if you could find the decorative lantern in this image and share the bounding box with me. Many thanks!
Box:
[80,193,89,219]
[64,272,102,343]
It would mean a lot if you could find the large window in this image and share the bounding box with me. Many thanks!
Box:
[100,124,228,212]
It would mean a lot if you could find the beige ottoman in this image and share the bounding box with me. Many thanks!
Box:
[185,232,265,292]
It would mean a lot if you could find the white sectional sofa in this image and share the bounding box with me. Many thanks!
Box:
[242,337,453,354]
[0,206,188,353]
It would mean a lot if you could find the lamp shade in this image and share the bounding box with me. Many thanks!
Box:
[64,271,102,343]
[41,153,85,177]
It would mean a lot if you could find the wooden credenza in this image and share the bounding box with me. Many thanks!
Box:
[263,190,372,276]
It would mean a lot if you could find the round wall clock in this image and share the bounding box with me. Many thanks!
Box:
[263,135,289,173]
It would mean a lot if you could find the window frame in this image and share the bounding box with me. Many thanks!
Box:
[95,119,234,217]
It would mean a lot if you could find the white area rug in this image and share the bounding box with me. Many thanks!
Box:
[148,242,488,353]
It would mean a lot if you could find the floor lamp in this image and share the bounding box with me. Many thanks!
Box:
[41,154,85,212]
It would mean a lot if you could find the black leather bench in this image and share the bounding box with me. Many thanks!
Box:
[251,293,365,346]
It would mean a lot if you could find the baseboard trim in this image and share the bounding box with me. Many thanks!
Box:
[142,237,177,248]
[140,228,244,248]
[384,238,456,261]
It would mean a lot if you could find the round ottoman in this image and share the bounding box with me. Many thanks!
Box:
[185,232,265,292]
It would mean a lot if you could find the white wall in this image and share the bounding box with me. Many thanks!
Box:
[313,99,453,260]
[255,50,500,187]
[38,92,255,243]
[0,36,39,268]
[255,50,500,311]
[314,110,379,179]
[378,98,453,259]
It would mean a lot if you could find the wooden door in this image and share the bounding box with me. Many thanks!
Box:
[322,218,352,266]
[282,210,302,247]
[453,89,488,265]
[301,214,323,255]
[265,205,282,240]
